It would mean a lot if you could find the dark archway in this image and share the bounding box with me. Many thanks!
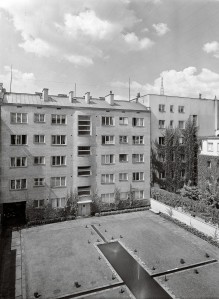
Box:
[2,202,26,227]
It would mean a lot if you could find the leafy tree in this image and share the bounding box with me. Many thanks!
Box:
[91,188,102,214]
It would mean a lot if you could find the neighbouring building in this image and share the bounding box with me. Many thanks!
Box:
[0,83,150,221]
[138,94,219,142]
[198,137,219,191]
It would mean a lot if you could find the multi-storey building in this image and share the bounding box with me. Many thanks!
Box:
[138,94,219,143]
[198,137,219,191]
[0,84,150,220]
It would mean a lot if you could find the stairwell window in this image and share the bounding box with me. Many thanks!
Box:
[10,157,27,168]
[10,179,27,190]
[102,135,115,145]
[101,174,114,184]
[78,146,91,156]
[51,114,66,124]
[78,166,91,176]
[11,113,28,124]
[78,186,91,196]
[11,135,27,145]
[102,116,114,126]
[132,172,144,181]
[78,115,91,135]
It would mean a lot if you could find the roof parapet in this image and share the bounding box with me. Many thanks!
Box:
[42,88,49,102]
[105,91,114,106]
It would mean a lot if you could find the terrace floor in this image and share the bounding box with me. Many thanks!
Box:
[21,211,219,299]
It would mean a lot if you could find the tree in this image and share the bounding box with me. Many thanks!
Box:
[91,188,102,214]
[114,186,121,208]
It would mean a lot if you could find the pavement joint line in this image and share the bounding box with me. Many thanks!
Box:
[151,259,218,277]
[91,224,108,243]
[53,282,125,299]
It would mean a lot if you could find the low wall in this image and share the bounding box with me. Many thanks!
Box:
[150,199,219,241]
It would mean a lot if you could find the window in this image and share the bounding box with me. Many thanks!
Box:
[192,115,198,126]
[159,120,165,129]
[34,113,45,123]
[119,117,128,125]
[159,104,165,112]
[34,156,45,165]
[217,143,219,152]
[119,173,128,181]
[134,190,144,200]
[120,192,128,200]
[34,178,45,187]
[51,177,66,188]
[10,179,27,190]
[178,106,185,113]
[78,166,91,176]
[51,114,66,124]
[51,198,66,208]
[102,116,114,126]
[158,153,165,162]
[132,172,144,181]
[11,113,27,124]
[179,137,184,144]
[78,115,91,135]
[101,174,114,184]
[181,169,185,178]
[34,135,45,144]
[119,154,128,162]
[119,136,128,144]
[207,161,211,168]
[159,137,165,145]
[132,136,144,145]
[11,135,27,145]
[170,120,174,129]
[170,105,174,113]
[132,118,144,127]
[34,199,44,208]
[78,186,91,196]
[51,156,66,166]
[159,171,166,179]
[51,135,66,145]
[78,146,91,156]
[207,143,213,152]
[132,154,144,163]
[179,121,185,129]
[102,135,115,145]
[101,193,114,203]
[10,157,27,168]
[101,155,115,164]
[181,154,185,162]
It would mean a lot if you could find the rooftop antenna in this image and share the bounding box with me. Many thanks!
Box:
[10,65,13,93]
[129,77,130,101]
[160,76,164,95]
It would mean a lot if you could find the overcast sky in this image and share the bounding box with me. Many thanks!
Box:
[0,0,219,100]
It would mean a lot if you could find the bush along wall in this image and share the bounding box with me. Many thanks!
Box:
[151,187,219,225]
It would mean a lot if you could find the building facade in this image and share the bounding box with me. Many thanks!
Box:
[138,94,219,143]
[0,84,150,220]
[198,137,219,191]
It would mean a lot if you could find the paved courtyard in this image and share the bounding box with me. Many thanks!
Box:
[20,211,219,299]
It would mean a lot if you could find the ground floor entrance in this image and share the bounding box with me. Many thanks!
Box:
[2,202,26,227]
[77,199,92,216]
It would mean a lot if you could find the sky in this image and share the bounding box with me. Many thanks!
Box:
[0,0,219,100]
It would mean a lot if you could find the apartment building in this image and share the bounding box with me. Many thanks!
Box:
[198,137,219,191]
[138,94,219,143]
[0,84,150,220]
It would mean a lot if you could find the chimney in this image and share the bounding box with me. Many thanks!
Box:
[42,88,49,101]
[85,92,90,104]
[199,93,202,99]
[105,91,114,106]
[0,83,5,100]
[69,91,74,103]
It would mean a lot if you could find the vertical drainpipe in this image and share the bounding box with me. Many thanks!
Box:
[215,96,218,136]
